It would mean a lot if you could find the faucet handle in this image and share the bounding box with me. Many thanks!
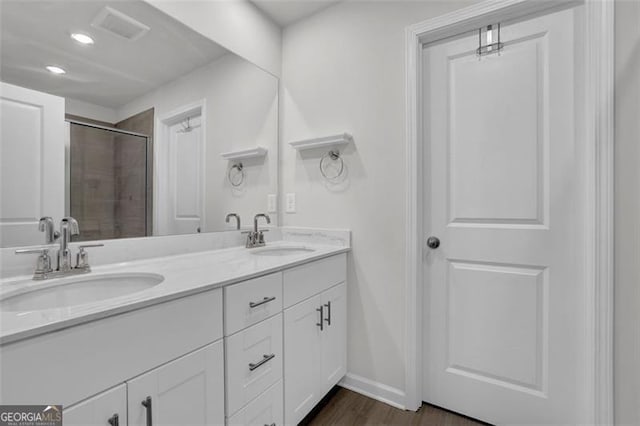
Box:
[76,244,104,271]
[15,247,54,279]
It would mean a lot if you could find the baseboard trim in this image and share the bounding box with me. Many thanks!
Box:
[338,373,407,410]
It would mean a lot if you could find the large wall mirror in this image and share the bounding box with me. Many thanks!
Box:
[0,0,278,247]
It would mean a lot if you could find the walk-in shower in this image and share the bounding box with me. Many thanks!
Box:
[68,120,152,241]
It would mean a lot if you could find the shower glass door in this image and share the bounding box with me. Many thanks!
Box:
[69,122,150,241]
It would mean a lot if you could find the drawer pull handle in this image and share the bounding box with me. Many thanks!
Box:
[108,413,119,426]
[249,353,276,371]
[249,296,276,308]
[324,301,332,326]
[316,306,324,331]
[264,423,276,426]
[141,396,152,426]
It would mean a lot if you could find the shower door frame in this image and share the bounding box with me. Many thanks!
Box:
[66,119,153,238]
[404,0,614,424]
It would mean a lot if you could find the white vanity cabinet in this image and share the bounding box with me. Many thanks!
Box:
[283,255,347,425]
[128,341,225,426]
[1,288,225,426]
[224,273,284,423]
[224,253,347,426]
[64,384,127,426]
[2,250,348,426]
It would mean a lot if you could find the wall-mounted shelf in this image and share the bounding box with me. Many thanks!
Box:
[220,147,268,161]
[289,133,353,151]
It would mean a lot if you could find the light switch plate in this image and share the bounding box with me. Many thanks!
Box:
[285,193,296,213]
[267,194,277,213]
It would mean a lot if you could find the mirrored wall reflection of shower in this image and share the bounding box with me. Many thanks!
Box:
[68,110,153,241]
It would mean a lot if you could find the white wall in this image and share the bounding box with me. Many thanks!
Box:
[614,1,640,424]
[280,0,479,398]
[118,53,278,233]
[144,0,282,77]
[65,98,117,124]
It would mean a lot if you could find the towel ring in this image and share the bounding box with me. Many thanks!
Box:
[319,150,344,180]
[228,163,245,187]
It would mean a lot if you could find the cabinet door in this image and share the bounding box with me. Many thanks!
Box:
[127,341,224,426]
[321,283,347,394]
[284,294,323,425]
[64,384,127,426]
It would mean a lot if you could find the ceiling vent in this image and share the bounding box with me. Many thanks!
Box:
[91,6,150,41]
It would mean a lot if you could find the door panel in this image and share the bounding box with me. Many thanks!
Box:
[422,7,586,425]
[167,115,204,235]
[321,283,347,394]
[0,83,64,247]
[448,40,544,225]
[284,294,322,425]
[127,341,224,426]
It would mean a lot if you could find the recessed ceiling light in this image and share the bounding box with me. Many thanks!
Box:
[70,33,94,45]
[46,66,66,75]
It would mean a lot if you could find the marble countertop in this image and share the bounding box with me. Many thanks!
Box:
[0,241,349,345]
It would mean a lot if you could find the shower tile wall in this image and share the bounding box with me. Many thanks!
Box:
[69,108,153,241]
[70,124,118,240]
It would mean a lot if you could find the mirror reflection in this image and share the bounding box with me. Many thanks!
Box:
[0,0,278,247]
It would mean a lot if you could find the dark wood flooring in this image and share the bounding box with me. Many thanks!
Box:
[302,388,488,426]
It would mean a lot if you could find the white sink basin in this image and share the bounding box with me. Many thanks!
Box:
[250,246,316,256]
[0,273,164,312]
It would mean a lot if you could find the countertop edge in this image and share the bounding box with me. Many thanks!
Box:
[0,247,350,346]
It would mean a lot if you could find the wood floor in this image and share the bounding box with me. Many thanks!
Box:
[302,388,488,426]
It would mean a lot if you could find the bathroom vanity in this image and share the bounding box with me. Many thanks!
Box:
[0,231,349,426]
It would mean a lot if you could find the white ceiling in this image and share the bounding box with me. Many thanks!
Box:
[251,0,342,27]
[0,0,229,108]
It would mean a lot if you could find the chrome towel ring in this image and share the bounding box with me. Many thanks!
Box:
[319,150,344,180]
[228,163,245,187]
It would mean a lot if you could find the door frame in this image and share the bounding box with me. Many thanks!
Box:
[404,0,614,423]
[156,100,207,235]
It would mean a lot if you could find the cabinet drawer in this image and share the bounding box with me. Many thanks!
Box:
[225,272,282,336]
[283,254,346,308]
[226,314,283,416]
[227,380,283,426]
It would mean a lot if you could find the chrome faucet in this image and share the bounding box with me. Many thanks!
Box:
[244,213,271,248]
[16,216,103,280]
[58,217,79,271]
[225,213,241,230]
[38,217,59,244]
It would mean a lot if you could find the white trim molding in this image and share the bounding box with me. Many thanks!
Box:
[404,0,614,423]
[339,373,406,410]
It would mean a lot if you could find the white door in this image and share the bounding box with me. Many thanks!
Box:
[64,384,127,426]
[127,341,224,426]
[0,82,65,247]
[165,114,204,235]
[320,283,347,395]
[422,7,587,425]
[284,294,323,425]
